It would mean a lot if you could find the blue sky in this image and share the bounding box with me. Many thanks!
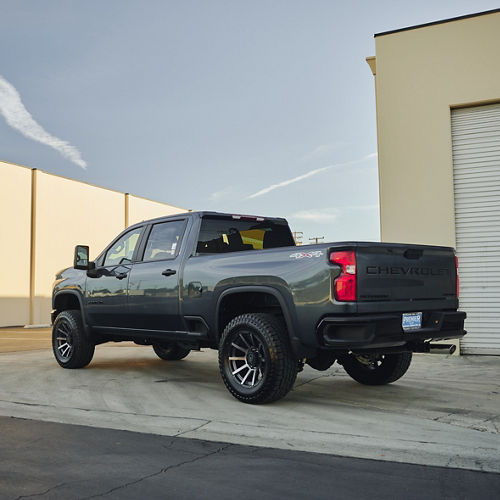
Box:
[0,1,498,244]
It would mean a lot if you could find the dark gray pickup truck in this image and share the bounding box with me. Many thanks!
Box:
[51,211,465,403]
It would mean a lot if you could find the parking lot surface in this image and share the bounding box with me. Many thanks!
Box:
[0,327,499,473]
[0,326,52,352]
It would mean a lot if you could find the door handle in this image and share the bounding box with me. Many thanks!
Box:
[115,272,128,280]
[162,269,177,277]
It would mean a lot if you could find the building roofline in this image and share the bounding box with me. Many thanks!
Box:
[375,8,500,37]
[0,158,186,212]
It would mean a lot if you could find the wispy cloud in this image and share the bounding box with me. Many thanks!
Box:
[300,142,345,162]
[342,204,379,212]
[289,208,340,222]
[209,187,236,202]
[247,152,377,199]
[288,204,378,223]
[0,75,87,169]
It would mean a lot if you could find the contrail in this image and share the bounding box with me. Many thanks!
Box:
[247,152,377,199]
[0,75,87,169]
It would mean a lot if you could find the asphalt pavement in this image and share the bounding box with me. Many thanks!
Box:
[2,416,499,500]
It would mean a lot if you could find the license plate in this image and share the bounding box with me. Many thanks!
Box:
[402,312,422,331]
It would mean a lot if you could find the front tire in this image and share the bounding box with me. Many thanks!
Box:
[218,313,297,404]
[152,343,190,361]
[339,352,412,385]
[52,310,95,369]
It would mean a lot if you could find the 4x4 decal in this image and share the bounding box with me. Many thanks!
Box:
[289,251,324,259]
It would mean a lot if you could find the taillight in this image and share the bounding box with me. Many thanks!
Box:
[330,250,357,301]
[455,255,459,298]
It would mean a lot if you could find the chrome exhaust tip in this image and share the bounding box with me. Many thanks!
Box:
[428,343,456,355]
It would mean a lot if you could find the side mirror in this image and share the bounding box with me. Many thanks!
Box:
[74,245,91,270]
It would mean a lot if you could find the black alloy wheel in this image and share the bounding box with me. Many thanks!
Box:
[227,328,268,388]
[54,319,74,362]
[218,313,297,404]
[52,310,95,369]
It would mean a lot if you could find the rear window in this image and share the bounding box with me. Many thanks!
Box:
[196,216,294,254]
[142,220,186,261]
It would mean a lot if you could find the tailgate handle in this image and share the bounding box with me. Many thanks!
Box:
[404,249,423,259]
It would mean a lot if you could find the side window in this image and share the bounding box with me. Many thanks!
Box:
[142,220,185,261]
[103,227,143,266]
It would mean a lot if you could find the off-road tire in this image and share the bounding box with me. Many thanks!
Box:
[52,310,95,369]
[152,343,191,361]
[339,352,412,385]
[218,313,297,404]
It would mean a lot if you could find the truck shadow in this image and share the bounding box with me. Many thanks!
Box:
[86,350,221,384]
[78,348,496,429]
[85,354,458,412]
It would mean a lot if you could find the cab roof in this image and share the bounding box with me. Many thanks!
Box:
[128,211,289,228]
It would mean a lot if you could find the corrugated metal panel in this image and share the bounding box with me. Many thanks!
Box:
[452,103,500,355]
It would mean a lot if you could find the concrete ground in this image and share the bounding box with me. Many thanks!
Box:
[0,326,53,352]
[0,327,499,474]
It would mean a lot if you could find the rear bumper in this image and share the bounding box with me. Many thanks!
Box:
[317,310,466,350]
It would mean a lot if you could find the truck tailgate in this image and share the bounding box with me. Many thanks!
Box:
[355,243,457,302]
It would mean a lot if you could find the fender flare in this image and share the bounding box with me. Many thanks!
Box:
[215,285,303,356]
[52,290,91,337]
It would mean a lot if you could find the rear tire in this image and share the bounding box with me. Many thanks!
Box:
[52,310,95,369]
[339,352,412,385]
[152,343,191,361]
[218,313,297,404]
[306,350,336,371]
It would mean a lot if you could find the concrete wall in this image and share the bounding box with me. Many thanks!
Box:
[0,162,32,326]
[32,171,126,325]
[371,10,500,246]
[0,160,186,326]
[127,194,185,226]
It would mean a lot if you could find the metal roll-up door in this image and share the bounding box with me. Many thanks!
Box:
[452,102,500,355]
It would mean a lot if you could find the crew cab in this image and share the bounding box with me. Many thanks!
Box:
[51,211,466,403]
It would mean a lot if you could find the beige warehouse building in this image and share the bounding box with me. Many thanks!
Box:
[0,160,186,328]
[368,9,500,354]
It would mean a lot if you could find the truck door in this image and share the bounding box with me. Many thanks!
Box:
[85,226,144,328]
[126,218,187,332]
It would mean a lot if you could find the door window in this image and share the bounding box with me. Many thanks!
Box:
[142,220,185,261]
[103,227,143,266]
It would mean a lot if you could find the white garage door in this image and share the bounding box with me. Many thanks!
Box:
[452,102,500,355]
